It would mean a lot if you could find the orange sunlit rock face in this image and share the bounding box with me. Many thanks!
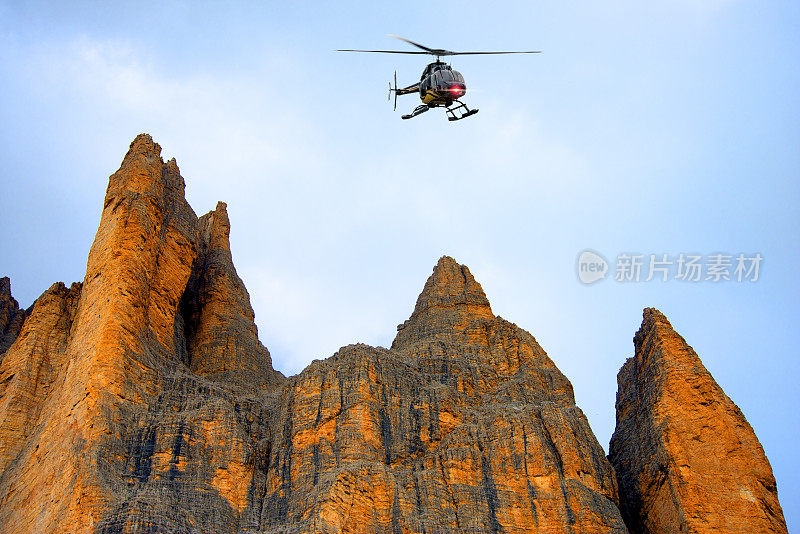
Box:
[609,308,788,534]
[0,135,786,533]
[0,135,279,534]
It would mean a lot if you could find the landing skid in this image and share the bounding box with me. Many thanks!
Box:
[402,105,430,120]
[446,100,479,121]
[401,101,479,121]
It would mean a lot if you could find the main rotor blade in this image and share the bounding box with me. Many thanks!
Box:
[387,36,541,56]
[387,35,444,54]
[447,51,542,55]
[336,49,429,54]
[339,35,542,57]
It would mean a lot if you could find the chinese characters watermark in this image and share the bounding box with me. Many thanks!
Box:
[577,250,762,285]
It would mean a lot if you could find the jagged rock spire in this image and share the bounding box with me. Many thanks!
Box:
[610,307,787,533]
[0,277,18,333]
[179,201,280,386]
[392,256,493,349]
[0,134,280,533]
[410,256,490,311]
[0,277,26,356]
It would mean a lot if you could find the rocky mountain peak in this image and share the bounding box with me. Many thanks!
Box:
[0,277,25,356]
[180,200,280,387]
[392,256,493,349]
[0,277,17,316]
[610,308,787,533]
[0,277,11,299]
[0,277,15,323]
[417,255,490,310]
[105,133,188,211]
[124,132,162,161]
[632,306,673,351]
[200,201,232,252]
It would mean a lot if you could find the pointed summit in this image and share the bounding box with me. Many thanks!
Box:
[201,201,232,252]
[633,306,676,352]
[0,277,17,331]
[392,256,493,349]
[179,201,281,387]
[124,133,162,160]
[610,308,787,533]
[415,256,490,311]
[385,256,625,530]
[0,277,26,356]
[104,133,188,217]
[0,277,10,297]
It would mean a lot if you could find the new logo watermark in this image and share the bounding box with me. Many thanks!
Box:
[577,250,609,284]
[577,251,762,284]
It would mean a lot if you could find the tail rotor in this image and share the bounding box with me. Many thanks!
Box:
[388,70,398,111]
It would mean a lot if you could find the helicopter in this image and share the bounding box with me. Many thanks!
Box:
[338,35,540,121]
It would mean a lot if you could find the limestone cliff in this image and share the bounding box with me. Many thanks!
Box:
[609,308,787,533]
[0,135,787,533]
[0,135,281,533]
[0,281,82,474]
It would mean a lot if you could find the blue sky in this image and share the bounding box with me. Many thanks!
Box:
[1,0,798,527]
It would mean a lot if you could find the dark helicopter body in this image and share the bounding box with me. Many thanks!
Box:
[338,35,539,121]
[394,62,475,120]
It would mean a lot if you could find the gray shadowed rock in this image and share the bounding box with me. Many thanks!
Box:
[0,277,28,356]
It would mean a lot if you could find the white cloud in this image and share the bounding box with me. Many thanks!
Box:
[28,36,327,204]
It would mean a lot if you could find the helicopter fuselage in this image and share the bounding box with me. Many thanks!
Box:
[418,62,467,107]
[396,62,467,107]
[393,61,478,120]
